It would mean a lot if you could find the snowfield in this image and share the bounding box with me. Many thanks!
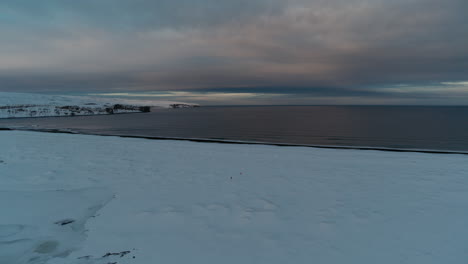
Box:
[1,130,468,264]
[0,92,197,118]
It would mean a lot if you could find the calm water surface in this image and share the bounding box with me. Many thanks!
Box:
[1,106,468,151]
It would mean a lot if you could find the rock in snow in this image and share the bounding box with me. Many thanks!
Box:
[1,130,468,264]
[0,92,198,118]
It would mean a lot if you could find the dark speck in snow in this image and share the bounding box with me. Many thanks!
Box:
[55,219,75,226]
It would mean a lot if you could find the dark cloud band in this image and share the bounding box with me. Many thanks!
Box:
[0,0,467,104]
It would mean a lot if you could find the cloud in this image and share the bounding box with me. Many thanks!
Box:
[0,0,467,104]
[441,81,468,86]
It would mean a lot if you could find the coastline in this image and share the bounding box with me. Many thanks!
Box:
[2,126,468,155]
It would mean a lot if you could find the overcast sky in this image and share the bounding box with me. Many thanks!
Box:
[1,0,467,105]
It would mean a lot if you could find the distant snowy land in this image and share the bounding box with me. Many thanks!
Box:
[0,92,198,118]
[1,130,468,264]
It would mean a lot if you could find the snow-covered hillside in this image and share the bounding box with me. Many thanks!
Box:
[0,92,198,118]
[1,130,468,264]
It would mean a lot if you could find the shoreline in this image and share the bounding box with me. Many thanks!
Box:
[2,126,468,155]
[2,130,468,263]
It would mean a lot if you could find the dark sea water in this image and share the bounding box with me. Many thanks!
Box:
[1,106,468,152]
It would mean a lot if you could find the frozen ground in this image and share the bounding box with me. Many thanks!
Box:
[1,130,468,264]
[0,92,197,118]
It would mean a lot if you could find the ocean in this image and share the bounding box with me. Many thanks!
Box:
[1,105,468,152]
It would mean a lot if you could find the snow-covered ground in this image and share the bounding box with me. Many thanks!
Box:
[1,130,468,264]
[0,92,197,118]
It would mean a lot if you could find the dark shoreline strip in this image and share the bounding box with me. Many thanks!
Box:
[2,127,468,156]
